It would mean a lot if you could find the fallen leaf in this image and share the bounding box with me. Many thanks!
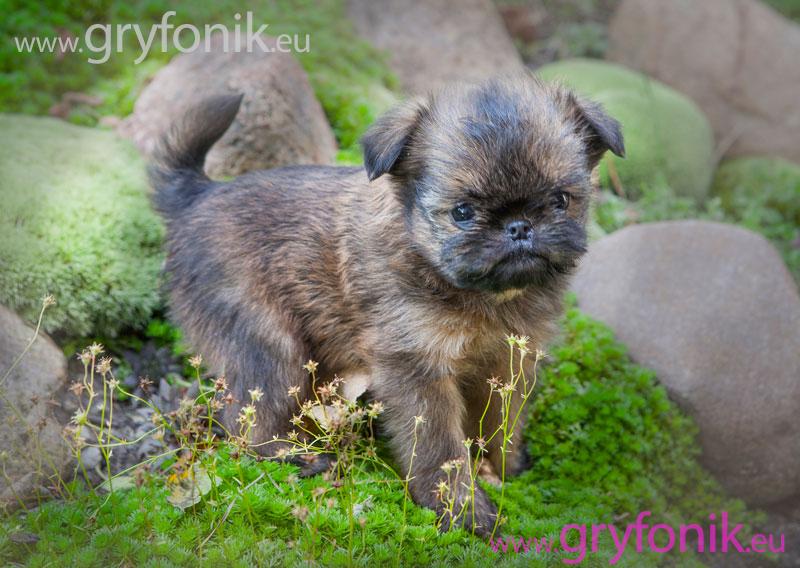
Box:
[167,464,214,510]
[98,475,136,493]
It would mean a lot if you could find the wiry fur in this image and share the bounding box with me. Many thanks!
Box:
[149,74,623,536]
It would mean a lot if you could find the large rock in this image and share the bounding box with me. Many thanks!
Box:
[571,221,800,506]
[536,59,715,203]
[608,0,800,165]
[1,305,71,510]
[0,114,163,338]
[119,33,337,178]
[346,0,524,94]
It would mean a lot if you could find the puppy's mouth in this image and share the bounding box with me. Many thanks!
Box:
[499,241,540,264]
[494,248,562,286]
[453,241,579,293]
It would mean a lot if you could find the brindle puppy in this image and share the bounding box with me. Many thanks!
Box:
[150,75,623,535]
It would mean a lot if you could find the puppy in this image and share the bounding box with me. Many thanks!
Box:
[149,74,623,535]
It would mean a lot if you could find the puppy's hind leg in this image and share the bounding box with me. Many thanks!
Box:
[214,319,325,473]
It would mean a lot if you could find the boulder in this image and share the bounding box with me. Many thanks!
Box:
[608,0,800,164]
[536,59,715,202]
[346,0,524,94]
[0,305,71,510]
[0,114,163,338]
[118,33,337,178]
[571,221,800,506]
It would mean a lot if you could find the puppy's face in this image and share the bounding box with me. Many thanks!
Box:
[362,76,624,293]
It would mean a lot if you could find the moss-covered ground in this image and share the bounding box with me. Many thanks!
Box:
[0,303,759,567]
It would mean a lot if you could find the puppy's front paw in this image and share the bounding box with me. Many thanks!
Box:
[477,460,502,487]
[287,452,335,478]
[416,466,497,537]
[436,482,498,537]
[268,444,335,478]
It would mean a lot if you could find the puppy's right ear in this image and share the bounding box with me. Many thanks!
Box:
[567,93,625,168]
[361,98,428,181]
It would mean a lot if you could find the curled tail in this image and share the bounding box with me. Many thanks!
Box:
[149,93,243,220]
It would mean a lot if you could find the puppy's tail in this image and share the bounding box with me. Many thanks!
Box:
[149,93,243,220]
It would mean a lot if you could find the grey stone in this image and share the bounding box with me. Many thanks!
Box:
[0,305,71,510]
[158,378,172,403]
[608,0,800,164]
[571,221,800,505]
[347,0,524,94]
[119,33,337,178]
[78,446,101,471]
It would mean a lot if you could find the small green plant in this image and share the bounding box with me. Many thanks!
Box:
[268,361,391,563]
[546,22,609,59]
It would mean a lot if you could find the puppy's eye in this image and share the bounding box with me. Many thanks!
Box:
[451,203,475,224]
[555,192,571,210]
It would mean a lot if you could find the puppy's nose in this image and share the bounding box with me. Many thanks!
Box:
[506,219,533,241]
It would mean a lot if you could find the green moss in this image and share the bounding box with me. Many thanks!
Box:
[0,114,163,338]
[711,157,800,280]
[712,157,800,220]
[0,0,397,154]
[763,0,800,20]
[536,59,715,203]
[1,306,755,566]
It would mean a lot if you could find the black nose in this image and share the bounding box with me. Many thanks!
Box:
[506,219,533,241]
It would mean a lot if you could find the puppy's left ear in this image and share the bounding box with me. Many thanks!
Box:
[569,94,625,168]
[361,98,429,181]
